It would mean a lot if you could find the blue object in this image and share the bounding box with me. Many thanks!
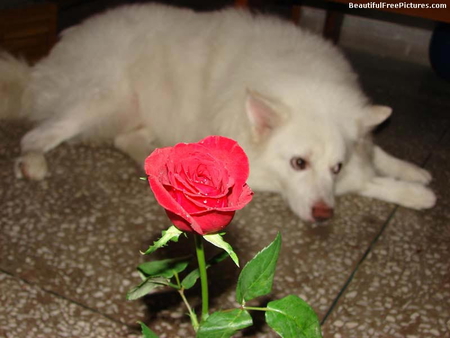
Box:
[429,22,450,81]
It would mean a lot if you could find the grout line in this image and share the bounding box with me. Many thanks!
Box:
[421,126,449,167]
[321,119,449,326]
[320,206,398,325]
[0,268,140,333]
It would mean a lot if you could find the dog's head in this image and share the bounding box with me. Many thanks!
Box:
[244,89,391,222]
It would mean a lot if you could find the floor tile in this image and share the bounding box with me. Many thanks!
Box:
[0,124,161,326]
[0,273,140,338]
[321,135,450,338]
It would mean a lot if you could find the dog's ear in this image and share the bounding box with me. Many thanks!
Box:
[361,105,392,133]
[245,89,283,141]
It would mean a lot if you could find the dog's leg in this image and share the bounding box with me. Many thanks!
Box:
[15,117,86,180]
[114,126,155,165]
[373,146,432,184]
[359,176,436,209]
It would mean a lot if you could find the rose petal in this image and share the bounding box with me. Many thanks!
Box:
[167,146,231,196]
[144,136,253,235]
[164,211,194,233]
[148,176,204,234]
[173,163,227,197]
[164,210,196,233]
[165,209,235,235]
[198,136,249,188]
[190,210,235,235]
[167,186,210,214]
[209,183,253,212]
[186,192,230,210]
[145,147,172,185]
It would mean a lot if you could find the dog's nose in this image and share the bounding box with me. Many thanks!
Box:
[312,201,334,222]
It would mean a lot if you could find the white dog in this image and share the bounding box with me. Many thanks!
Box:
[0,4,436,222]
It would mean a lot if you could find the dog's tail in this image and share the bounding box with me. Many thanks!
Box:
[0,52,31,119]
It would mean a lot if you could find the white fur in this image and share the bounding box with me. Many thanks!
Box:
[0,4,436,221]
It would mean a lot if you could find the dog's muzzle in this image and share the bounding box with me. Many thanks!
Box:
[312,201,334,222]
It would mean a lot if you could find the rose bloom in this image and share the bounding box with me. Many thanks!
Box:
[145,136,253,235]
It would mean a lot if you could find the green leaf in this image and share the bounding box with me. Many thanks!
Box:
[141,226,183,255]
[265,295,322,338]
[235,233,281,304]
[138,256,191,279]
[126,277,170,301]
[196,309,253,338]
[138,321,159,338]
[203,233,239,267]
[181,251,229,289]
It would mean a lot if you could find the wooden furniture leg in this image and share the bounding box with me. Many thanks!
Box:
[324,8,344,44]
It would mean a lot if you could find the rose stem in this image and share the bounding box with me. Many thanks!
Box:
[194,234,209,322]
[174,272,199,331]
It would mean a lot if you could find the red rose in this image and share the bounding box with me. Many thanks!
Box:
[145,136,253,235]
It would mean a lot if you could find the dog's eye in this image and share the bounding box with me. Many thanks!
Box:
[290,157,308,171]
[332,162,342,174]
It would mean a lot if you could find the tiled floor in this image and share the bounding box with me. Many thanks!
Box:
[1,33,449,338]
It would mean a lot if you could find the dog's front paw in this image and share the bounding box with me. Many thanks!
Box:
[15,152,48,180]
[402,165,432,185]
[402,184,436,210]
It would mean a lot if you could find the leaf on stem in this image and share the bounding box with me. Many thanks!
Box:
[181,251,229,289]
[126,276,171,301]
[235,233,281,304]
[203,233,239,267]
[141,225,184,255]
[265,295,322,338]
[138,321,159,338]
[138,256,191,279]
[196,309,253,338]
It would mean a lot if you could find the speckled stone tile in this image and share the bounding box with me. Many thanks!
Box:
[319,51,450,338]
[0,273,140,338]
[0,121,166,331]
[321,132,450,338]
[207,195,398,338]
